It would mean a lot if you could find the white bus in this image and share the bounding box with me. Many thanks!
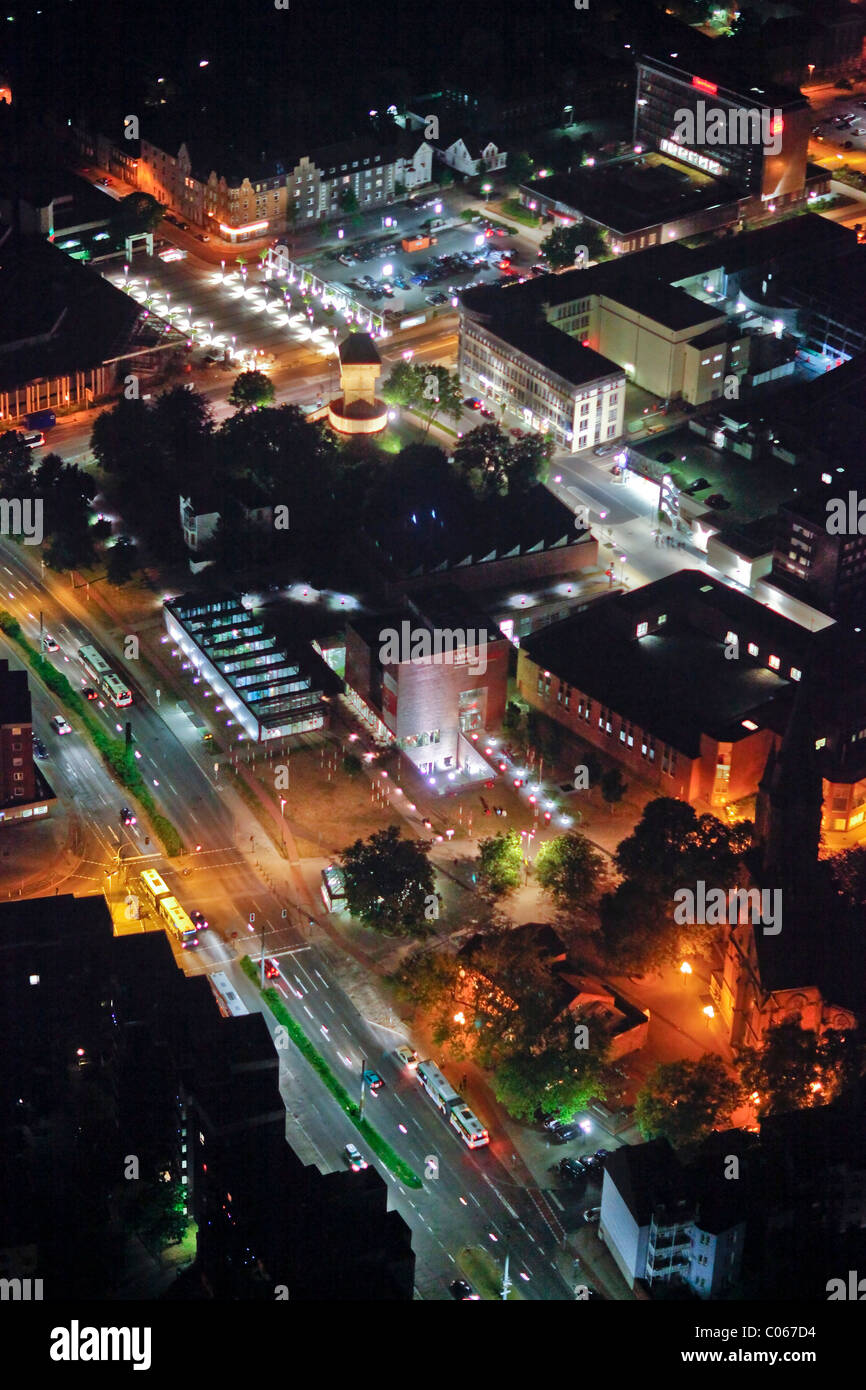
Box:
[416,1060,490,1148]
[209,971,249,1018]
[79,644,133,708]
[449,1102,490,1150]
[416,1059,461,1113]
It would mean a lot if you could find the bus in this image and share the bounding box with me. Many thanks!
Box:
[158,895,199,949]
[416,1060,490,1148]
[416,1059,461,1114]
[79,644,133,708]
[449,1102,490,1149]
[139,867,170,912]
[321,864,347,913]
[209,971,250,1018]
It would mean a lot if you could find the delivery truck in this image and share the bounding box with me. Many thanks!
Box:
[24,410,56,432]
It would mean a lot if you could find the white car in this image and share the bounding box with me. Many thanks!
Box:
[343,1143,368,1172]
[395,1045,419,1070]
[43,634,59,652]
[50,715,72,736]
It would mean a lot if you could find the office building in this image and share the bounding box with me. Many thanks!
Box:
[633,55,812,213]
[344,588,508,776]
[164,592,342,743]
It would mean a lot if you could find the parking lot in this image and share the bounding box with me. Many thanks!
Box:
[308,214,545,325]
[810,90,866,153]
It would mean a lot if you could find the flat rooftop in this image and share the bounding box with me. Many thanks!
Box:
[522,570,804,756]
[480,317,622,387]
[523,155,740,236]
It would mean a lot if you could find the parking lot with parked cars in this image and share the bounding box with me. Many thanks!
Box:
[311,214,544,324]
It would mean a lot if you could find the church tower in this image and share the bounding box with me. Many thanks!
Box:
[754,672,824,894]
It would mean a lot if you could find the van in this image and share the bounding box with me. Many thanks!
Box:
[21,431,45,449]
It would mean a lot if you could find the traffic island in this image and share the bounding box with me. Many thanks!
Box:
[456,1245,526,1300]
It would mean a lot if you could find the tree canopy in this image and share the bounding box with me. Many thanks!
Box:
[736,1020,865,1119]
[452,423,552,499]
[635,1054,742,1151]
[534,832,606,908]
[476,829,524,897]
[338,825,436,935]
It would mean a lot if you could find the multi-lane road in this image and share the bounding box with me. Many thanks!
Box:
[0,533,575,1300]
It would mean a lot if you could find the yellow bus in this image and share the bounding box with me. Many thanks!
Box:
[139,868,170,911]
[158,895,199,949]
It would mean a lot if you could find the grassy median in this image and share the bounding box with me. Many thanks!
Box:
[0,611,183,857]
[240,954,422,1189]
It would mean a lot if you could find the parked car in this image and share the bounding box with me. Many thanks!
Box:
[706,493,727,508]
[32,736,48,760]
[685,477,710,494]
[449,1279,480,1300]
[479,406,495,419]
[42,634,59,653]
[395,1045,419,1069]
[343,1142,368,1171]
[595,1148,612,1161]
[583,1206,602,1224]
[50,715,72,736]
[549,1123,583,1144]
[560,1157,589,1185]
[593,442,619,456]
[196,233,210,242]
[363,1068,385,1094]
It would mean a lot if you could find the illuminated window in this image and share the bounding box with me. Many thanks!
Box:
[815,737,826,750]
[790,667,802,681]
[768,655,780,670]
[636,621,648,638]
[747,642,759,656]
[725,630,737,646]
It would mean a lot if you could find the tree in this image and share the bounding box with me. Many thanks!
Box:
[339,825,436,935]
[390,947,460,1013]
[598,880,675,974]
[635,1055,742,1150]
[90,397,154,478]
[0,431,35,497]
[452,424,551,499]
[534,832,606,908]
[505,150,534,187]
[541,222,601,270]
[124,1174,189,1251]
[736,1020,865,1118]
[493,1017,609,1123]
[381,362,463,436]
[228,369,276,413]
[416,365,463,437]
[106,537,139,585]
[614,798,741,895]
[829,845,866,908]
[111,191,165,237]
[476,830,524,897]
[600,766,627,815]
[339,187,361,224]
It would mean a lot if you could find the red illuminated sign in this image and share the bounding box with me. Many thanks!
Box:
[770,115,783,135]
[692,76,718,95]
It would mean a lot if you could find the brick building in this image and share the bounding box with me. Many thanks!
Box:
[344,588,508,776]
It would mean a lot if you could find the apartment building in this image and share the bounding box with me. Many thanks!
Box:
[86,121,432,241]
[601,1139,746,1298]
